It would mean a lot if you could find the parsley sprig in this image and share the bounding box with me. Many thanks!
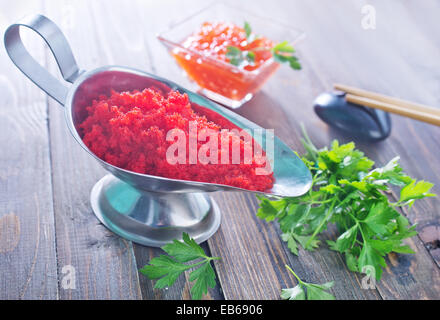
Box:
[281,265,335,300]
[139,233,220,300]
[257,127,436,280]
[226,22,301,70]
[225,45,255,67]
[271,41,301,70]
[244,21,252,39]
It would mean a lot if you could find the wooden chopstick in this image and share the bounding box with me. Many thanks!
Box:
[335,83,440,116]
[334,84,440,126]
[345,94,440,126]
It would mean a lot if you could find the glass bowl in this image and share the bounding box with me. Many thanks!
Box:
[157,3,305,109]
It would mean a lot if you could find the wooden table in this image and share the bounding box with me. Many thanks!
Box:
[1,0,439,300]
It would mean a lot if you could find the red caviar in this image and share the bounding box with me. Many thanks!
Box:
[183,21,274,71]
[79,88,274,191]
[171,22,279,102]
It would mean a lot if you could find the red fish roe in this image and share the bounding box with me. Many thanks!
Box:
[172,22,279,101]
[183,21,275,71]
[79,88,274,191]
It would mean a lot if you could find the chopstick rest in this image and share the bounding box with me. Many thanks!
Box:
[314,84,439,142]
[314,91,392,142]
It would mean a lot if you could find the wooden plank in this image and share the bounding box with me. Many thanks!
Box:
[0,0,59,299]
[84,0,224,299]
[137,0,381,300]
[43,2,142,299]
[39,0,223,300]
[133,242,224,300]
[230,96,381,300]
[138,0,297,300]
[137,0,440,299]
[243,0,440,299]
[7,0,436,300]
[374,0,440,270]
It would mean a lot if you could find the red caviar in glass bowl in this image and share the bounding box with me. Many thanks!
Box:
[158,3,304,108]
[79,88,274,192]
[159,21,280,108]
[182,22,274,72]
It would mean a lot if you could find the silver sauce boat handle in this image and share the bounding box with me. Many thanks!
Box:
[4,14,82,105]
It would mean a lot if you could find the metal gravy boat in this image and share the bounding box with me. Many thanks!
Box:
[4,14,312,246]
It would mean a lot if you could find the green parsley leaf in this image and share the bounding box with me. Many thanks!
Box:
[345,248,360,272]
[321,184,342,194]
[366,156,412,186]
[400,180,436,204]
[139,233,220,300]
[226,45,256,66]
[224,22,302,71]
[257,126,436,281]
[246,51,255,63]
[281,284,305,300]
[189,261,217,300]
[256,195,287,221]
[334,224,358,252]
[281,232,299,255]
[140,255,191,289]
[244,21,252,39]
[162,232,206,262]
[271,41,301,70]
[362,202,399,235]
[272,40,296,54]
[306,283,336,300]
[282,265,335,300]
[358,240,387,280]
[226,46,244,66]
[295,234,321,251]
[392,244,415,254]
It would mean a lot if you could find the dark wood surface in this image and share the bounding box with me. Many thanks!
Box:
[0,0,439,300]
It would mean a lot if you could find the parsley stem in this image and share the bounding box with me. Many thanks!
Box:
[285,265,304,285]
[358,224,368,243]
[300,123,318,161]
[298,199,332,206]
[186,256,220,270]
[188,259,211,269]
[306,199,336,248]
[308,199,334,205]
[391,201,406,207]
[347,211,359,223]
[208,256,221,261]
